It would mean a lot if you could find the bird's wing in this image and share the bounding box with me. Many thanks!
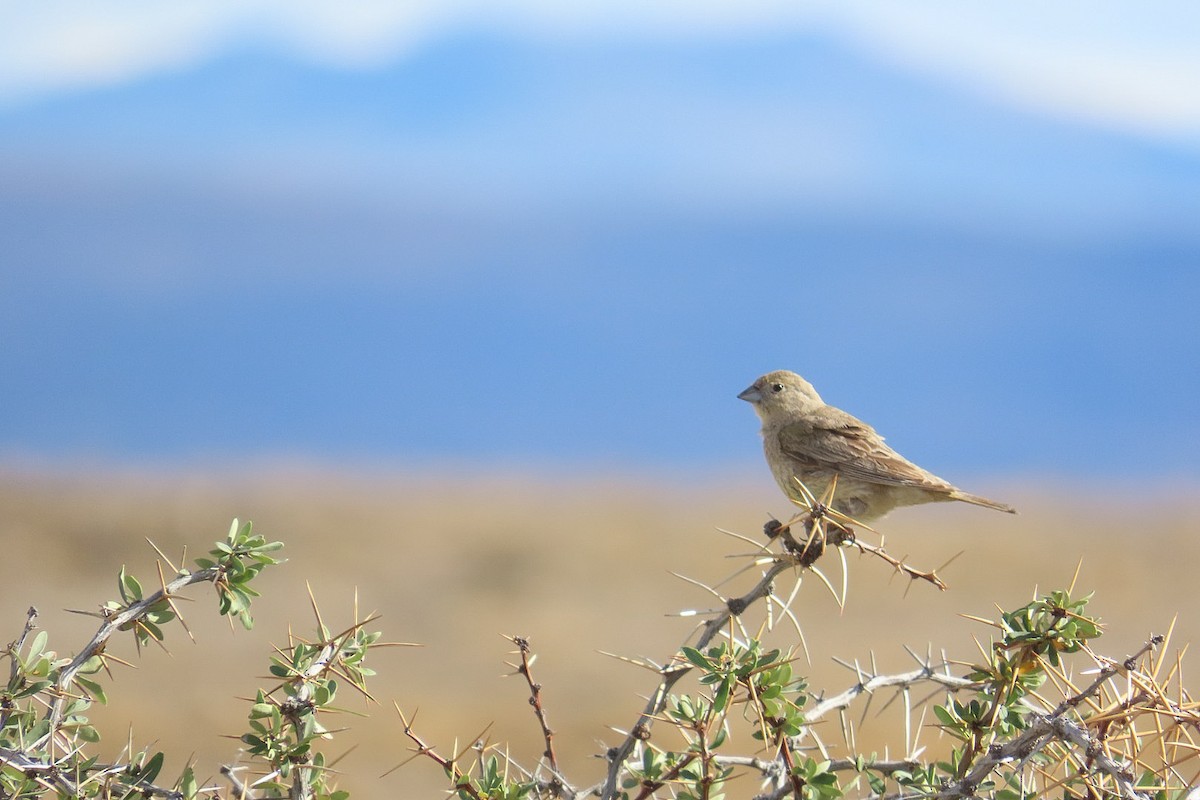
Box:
[776,408,952,490]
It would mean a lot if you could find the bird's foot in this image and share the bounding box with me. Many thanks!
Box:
[764,514,853,566]
[825,520,855,547]
[762,517,811,559]
[763,518,785,539]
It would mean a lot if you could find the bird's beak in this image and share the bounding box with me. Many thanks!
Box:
[737,385,762,403]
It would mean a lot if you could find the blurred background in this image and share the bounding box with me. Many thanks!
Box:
[1,1,1198,795]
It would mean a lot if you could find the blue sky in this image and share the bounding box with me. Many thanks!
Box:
[1,2,1198,478]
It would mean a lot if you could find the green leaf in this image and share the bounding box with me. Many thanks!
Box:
[138,619,164,643]
[26,630,48,661]
[250,703,276,719]
[15,678,52,698]
[710,726,728,749]
[713,677,732,714]
[681,647,711,670]
[179,766,198,799]
[139,752,165,783]
[222,590,248,615]
[122,571,144,602]
[78,654,105,675]
[241,733,267,750]
[76,675,108,705]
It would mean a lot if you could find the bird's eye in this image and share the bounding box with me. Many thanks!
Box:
[770,382,784,393]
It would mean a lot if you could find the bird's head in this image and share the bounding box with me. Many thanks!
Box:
[737,370,825,423]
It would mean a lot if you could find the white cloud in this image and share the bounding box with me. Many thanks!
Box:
[830,2,1200,143]
[1,2,230,93]
[1,0,1198,146]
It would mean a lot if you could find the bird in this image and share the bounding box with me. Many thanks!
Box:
[738,370,1015,522]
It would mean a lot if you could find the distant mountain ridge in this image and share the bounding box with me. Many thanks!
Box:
[0,32,1196,476]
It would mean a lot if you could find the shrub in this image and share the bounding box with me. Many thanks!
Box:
[3,508,1196,799]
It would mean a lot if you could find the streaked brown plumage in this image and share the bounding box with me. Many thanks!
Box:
[738,370,1015,522]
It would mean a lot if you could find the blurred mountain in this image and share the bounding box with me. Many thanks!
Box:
[1,33,1197,476]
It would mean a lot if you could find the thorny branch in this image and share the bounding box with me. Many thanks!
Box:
[42,565,225,745]
[767,513,948,591]
[397,478,1200,800]
[597,506,950,799]
[506,635,569,794]
[929,637,1169,800]
[2,607,39,731]
[629,753,698,800]
[0,523,283,800]
[597,555,799,799]
[394,706,488,800]
[805,664,977,723]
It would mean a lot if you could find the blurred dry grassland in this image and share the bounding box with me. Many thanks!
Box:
[1,464,1197,796]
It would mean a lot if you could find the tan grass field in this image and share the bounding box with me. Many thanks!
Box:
[1,465,1197,796]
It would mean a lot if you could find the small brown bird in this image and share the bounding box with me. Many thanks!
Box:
[739,370,1015,522]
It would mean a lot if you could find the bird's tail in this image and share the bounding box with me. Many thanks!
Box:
[951,490,1017,514]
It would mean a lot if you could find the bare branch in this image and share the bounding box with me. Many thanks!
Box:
[505,635,574,797]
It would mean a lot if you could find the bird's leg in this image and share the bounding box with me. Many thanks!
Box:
[812,476,859,546]
[789,516,824,565]
[824,517,855,548]
[763,502,855,566]
[826,522,854,547]
[819,500,857,546]
[762,514,828,566]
